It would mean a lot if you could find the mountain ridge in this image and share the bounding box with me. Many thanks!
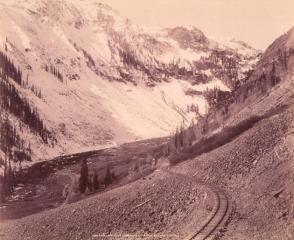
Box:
[0,0,260,162]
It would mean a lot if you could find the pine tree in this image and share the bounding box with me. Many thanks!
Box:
[179,124,184,148]
[174,128,179,149]
[79,159,88,194]
[93,170,99,190]
[88,175,93,192]
[270,62,280,86]
[104,165,112,186]
[111,171,116,180]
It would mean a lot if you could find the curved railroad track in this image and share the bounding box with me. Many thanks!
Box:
[185,185,231,240]
[166,170,231,240]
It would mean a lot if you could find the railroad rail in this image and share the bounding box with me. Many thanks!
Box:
[185,186,231,240]
[167,170,231,240]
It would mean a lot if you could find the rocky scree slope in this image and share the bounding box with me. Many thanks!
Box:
[173,85,294,240]
[0,170,213,240]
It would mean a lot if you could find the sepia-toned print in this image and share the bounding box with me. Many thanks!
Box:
[0,1,294,239]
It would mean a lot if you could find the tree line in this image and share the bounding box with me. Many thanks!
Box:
[0,53,54,144]
[0,51,55,202]
[44,64,63,82]
[166,54,286,162]
[0,114,32,202]
[79,159,115,194]
[0,76,52,143]
[1,50,43,98]
[0,51,22,85]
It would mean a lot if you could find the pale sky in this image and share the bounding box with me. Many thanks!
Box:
[101,0,294,50]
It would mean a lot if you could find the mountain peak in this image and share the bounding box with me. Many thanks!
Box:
[264,25,294,56]
[166,26,209,49]
[0,0,125,28]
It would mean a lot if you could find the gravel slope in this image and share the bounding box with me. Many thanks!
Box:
[0,170,211,240]
[173,83,294,240]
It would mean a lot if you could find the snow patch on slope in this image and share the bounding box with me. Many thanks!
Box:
[52,26,76,52]
[90,79,229,139]
[92,33,112,63]
[220,38,258,56]
[12,22,30,49]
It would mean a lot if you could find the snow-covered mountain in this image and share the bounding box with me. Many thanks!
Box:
[0,0,260,161]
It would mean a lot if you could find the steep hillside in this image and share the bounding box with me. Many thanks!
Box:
[234,27,294,104]
[0,0,260,162]
[185,27,294,142]
[172,81,294,240]
[170,26,294,239]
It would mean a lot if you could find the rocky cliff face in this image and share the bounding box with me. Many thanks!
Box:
[179,27,294,142]
[235,27,294,103]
